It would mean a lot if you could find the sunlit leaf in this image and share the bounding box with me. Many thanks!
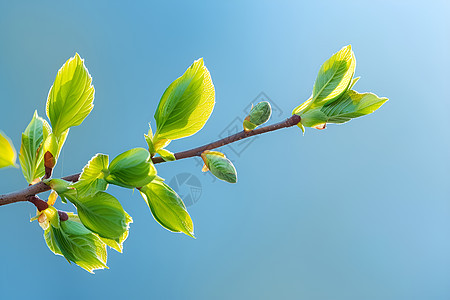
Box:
[0,131,17,169]
[97,212,132,253]
[144,124,156,155]
[312,45,355,106]
[201,151,237,183]
[106,148,156,188]
[157,148,176,162]
[19,111,51,183]
[300,90,388,127]
[64,190,129,240]
[243,101,272,131]
[153,58,215,145]
[41,207,107,273]
[72,153,109,196]
[293,45,355,115]
[46,53,95,137]
[140,178,194,238]
[68,213,131,253]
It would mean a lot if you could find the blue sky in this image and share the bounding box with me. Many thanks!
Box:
[0,1,449,299]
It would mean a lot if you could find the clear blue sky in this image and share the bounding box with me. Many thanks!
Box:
[0,1,449,299]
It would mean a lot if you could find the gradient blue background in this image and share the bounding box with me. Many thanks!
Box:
[0,1,449,299]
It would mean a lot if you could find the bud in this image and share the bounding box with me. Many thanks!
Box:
[43,133,58,170]
[201,150,237,183]
[106,148,156,188]
[32,206,60,230]
[243,101,272,131]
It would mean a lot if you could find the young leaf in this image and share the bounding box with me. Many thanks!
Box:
[153,58,215,145]
[0,131,17,169]
[63,190,129,241]
[19,111,51,183]
[51,221,107,273]
[295,45,356,116]
[46,53,95,137]
[312,45,355,105]
[68,212,132,253]
[243,101,272,131]
[72,153,109,196]
[44,222,63,256]
[300,90,388,128]
[140,179,194,238]
[157,148,176,162]
[144,124,156,155]
[97,212,132,253]
[40,207,107,273]
[349,76,360,89]
[201,151,237,183]
[106,148,156,188]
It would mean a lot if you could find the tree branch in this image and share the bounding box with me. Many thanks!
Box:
[152,114,301,163]
[0,115,301,207]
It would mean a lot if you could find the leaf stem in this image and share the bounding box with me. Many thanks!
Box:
[0,115,301,207]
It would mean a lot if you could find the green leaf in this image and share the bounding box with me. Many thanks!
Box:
[106,148,156,188]
[41,207,107,273]
[349,76,360,89]
[44,223,63,256]
[46,53,95,137]
[243,101,272,131]
[72,153,109,196]
[294,45,356,115]
[300,90,388,127]
[68,212,131,253]
[65,191,129,241]
[52,221,107,273]
[140,179,194,238]
[0,131,17,169]
[153,58,215,144]
[97,212,132,253]
[201,151,237,183]
[144,124,156,155]
[156,148,176,162]
[19,111,51,183]
[312,45,355,106]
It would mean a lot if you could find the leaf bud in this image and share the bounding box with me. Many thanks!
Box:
[243,101,272,131]
[201,150,237,183]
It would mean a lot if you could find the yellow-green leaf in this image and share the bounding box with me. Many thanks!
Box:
[201,151,237,183]
[97,212,132,253]
[41,207,107,273]
[68,212,132,253]
[19,111,51,183]
[46,53,95,137]
[0,131,17,169]
[300,90,388,128]
[153,58,215,144]
[295,45,355,115]
[140,178,194,238]
[106,148,156,188]
[72,153,109,196]
[156,148,176,162]
[61,190,129,241]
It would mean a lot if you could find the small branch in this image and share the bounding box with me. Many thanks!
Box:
[0,173,80,207]
[0,115,301,207]
[152,114,301,163]
[28,195,48,211]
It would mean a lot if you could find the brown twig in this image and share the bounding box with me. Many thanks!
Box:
[0,115,301,208]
